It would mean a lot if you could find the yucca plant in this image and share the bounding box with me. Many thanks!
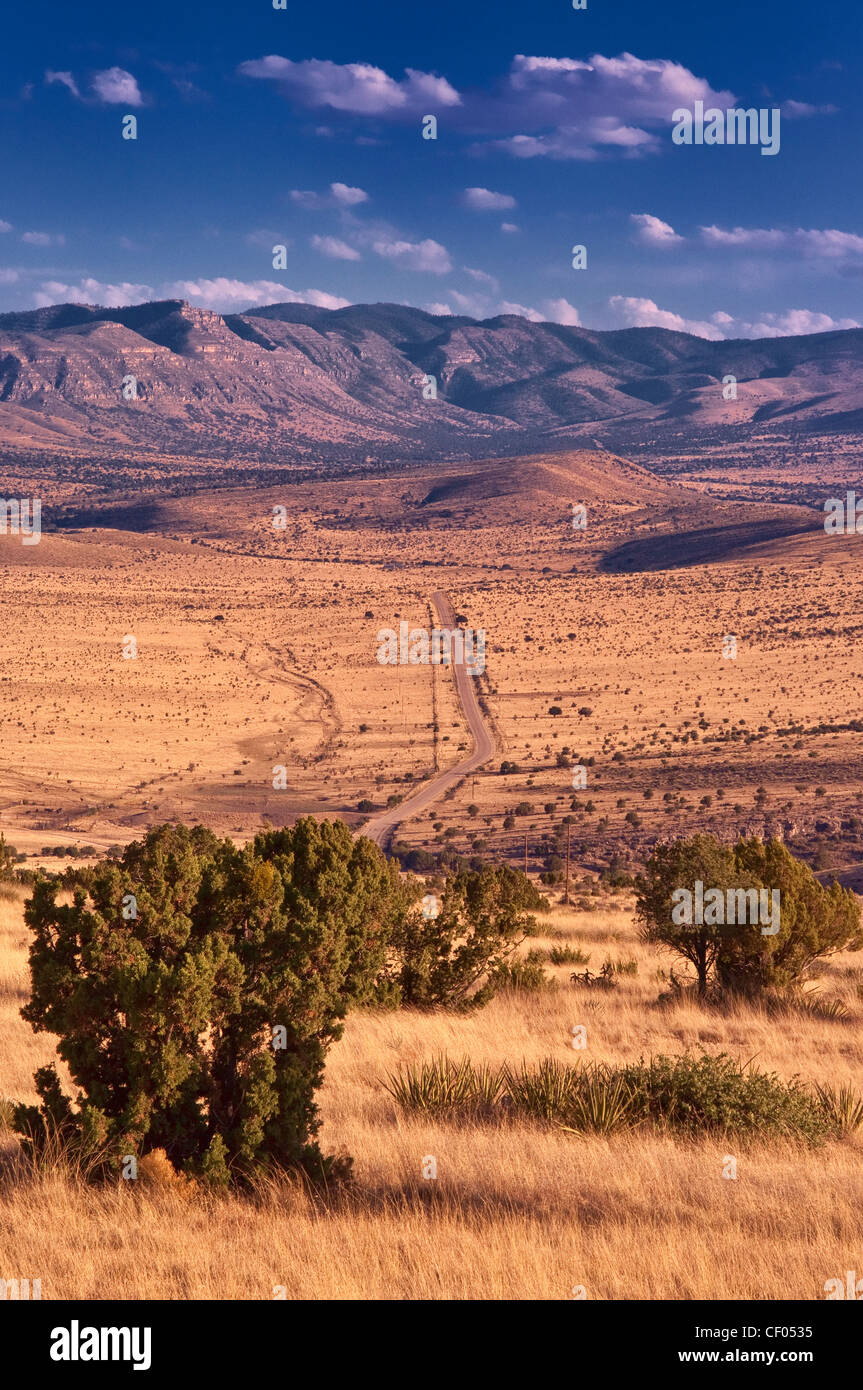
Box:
[382,1055,484,1114]
[505,1059,578,1122]
[814,1082,863,1134]
[562,1064,639,1135]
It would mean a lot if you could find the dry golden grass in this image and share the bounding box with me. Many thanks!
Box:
[2,884,862,1300]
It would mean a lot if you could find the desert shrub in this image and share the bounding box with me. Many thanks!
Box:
[618,1053,829,1143]
[379,865,548,1009]
[548,944,590,966]
[14,819,407,1188]
[384,1052,833,1144]
[391,844,437,872]
[602,956,638,976]
[0,833,17,883]
[489,955,554,992]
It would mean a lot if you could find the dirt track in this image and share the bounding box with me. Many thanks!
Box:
[361,590,495,848]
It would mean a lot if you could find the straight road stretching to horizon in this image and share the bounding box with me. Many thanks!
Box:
[361,590,495,848]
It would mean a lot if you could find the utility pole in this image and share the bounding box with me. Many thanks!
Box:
[564,821,571,905]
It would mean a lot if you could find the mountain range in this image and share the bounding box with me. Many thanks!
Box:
[1,298,862,464]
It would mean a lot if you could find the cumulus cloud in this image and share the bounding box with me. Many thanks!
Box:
[331,182,369,206]
[239,50,737,160]
[425,301,454,316]
[0,269,19,284]
[701,225,787,248]
[608,294,724,339]
[45,70,81,98]
[605,296,858,340]
[723,308,859,337]
[291,182,369,211]
[630,213,683,247]
[238,55,460,115]
[34,277,155,308]
[497,300,544,321]
[462,187,516,211]
[91,67,143,107]
[310,234,361,261]
[701,224,863,259]
[0,220,12,233]
[372,237,451,273]
[500,222,520,234]
[541,297,581,325]
[795,228,863,258]
[167,278,350,311]
[477,52,735,160]
[21,231,65,246]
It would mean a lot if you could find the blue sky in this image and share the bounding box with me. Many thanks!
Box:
[0,0,860,338]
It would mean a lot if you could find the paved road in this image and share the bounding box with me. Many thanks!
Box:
[362,590,495,848]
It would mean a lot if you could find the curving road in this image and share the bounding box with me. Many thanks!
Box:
[362,590,495,848]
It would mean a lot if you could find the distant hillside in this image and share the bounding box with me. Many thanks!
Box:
[1,297,862,463]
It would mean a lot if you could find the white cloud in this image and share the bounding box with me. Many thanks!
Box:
[541,297,581,325]
[291,182,369,210]
[630,213,683,248]
[724,308,859,338]
[497,300,544,321]
[331,182,369,205]
[372,237,451,273]
[701,224,863,260]
[45,70,81,98]
[605,296,859,340]
[462,187,516,211]
[167,277,350,311]
[795,228,863,258]
[0,220,12,233]
[21,231,65,247]
[479,52,734,160]
[500,222,520,234]
[781,99,837,117]
[0,270,19,284]
[238,56,460,115]
[310,234,361,261]
[464,267,499,289]
[701,225,786,248]
[91,67,143,107]
[608,294,724,339]
[34,277,155,307]
[425,301,454,316]
[240,50,736,161]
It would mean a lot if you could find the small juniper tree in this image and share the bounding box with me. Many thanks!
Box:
[15,819,406,1185]
[384,864,548,1009]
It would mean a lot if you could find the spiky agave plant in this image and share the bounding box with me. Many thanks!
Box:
[814,1081,863,1134]
[505,1058,579,1122]
[567,1065,639,1135]
[382,1055,481,1113]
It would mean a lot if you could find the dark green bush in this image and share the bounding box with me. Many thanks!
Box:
[379,865,548,1009]
[14,819,407,1187]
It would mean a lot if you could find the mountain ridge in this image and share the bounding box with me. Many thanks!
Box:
[1,298,862,463]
